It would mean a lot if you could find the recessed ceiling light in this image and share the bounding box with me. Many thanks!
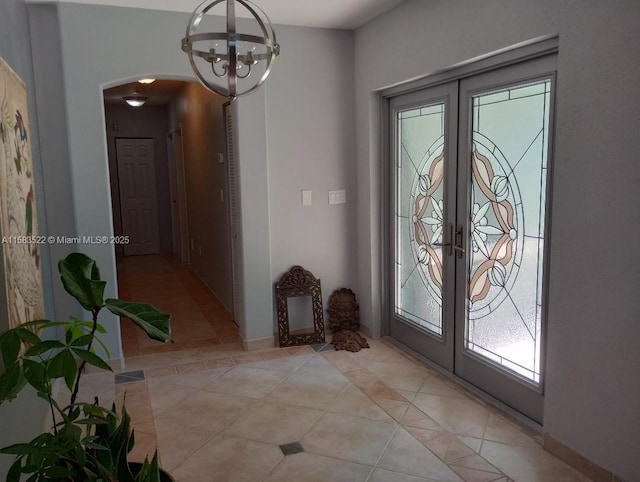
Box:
[138,78,156,84]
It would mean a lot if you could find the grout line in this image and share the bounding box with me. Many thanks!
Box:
[371,424,400,474]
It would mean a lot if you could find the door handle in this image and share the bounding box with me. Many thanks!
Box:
[432,223,465,258]
[431,223,454,256]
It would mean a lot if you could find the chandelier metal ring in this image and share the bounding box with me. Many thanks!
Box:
[182,0,280,100]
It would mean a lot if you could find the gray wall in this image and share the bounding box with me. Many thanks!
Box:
[265,25,356,332]
[27,2,357,348]
[170,83,232,309]
[0,0,53,476]
[354,0,640,478]
[28,4,80,326]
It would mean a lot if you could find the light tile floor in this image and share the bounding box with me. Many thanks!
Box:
[86,254,593,481]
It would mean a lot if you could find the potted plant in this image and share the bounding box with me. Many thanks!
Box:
[0,253,174,481]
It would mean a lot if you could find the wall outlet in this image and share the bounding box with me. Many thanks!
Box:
[190,238,194,250]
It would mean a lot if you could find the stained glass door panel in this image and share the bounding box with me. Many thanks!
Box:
[465,80,551,384]
[389,83,457,371]
[453,55,555,423]
[395,102,446,335]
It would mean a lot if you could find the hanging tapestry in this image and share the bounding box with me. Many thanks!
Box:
[0,56,45,328]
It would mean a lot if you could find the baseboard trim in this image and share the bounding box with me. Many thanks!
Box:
[242,336,275,351]
[359,324,372,338]
[543,433,622,482]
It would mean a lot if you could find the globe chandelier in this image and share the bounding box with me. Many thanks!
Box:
[181,0,280,100]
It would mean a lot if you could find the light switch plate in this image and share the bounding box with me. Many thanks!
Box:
[329,190,346,205]
[302,189,312,206]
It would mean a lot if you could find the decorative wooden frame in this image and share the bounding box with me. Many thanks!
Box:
[275,265,325,347]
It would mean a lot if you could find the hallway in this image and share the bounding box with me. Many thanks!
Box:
[116,254,240,357]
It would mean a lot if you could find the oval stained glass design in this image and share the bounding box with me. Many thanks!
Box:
[410,135,445,307]
[467,133,524,319]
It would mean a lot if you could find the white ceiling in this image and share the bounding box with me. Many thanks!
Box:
[29,0,407,29]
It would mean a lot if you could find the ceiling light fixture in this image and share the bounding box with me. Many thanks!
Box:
[138,78,156,84]
[181,0,280,101]
[124,95,147,107]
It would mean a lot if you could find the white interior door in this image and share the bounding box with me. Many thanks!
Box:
[116,138,160,256]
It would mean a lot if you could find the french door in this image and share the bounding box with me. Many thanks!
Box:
[388,54,555,423]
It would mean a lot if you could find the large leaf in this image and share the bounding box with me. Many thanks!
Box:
[6,459,23,482]
[58,253,107,311]
[72,348,112,372]
[48,349,78,391]
[105,299,172,343]
[1,330,21,366]
[0,362,26,402]
[24,339,65,357]
[14,327,41,346]
[22,359,47,393]
[0,443,43,456]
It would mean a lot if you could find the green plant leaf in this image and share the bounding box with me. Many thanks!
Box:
[83,440,110,450]
[0,362,26,402]
[43,466,74,478]
[92,334,111,360]
[70,334,94,347]
[1,330,21,366]
[71,348,112,372]
[105,299,173,343]
[139,453,164,482]
[20,319,51,328]
[22,359,47,393]
[14,327,41,346]
[24,339,65,357]
[78,320,107,334]
[58,253,107,311]
[65,325,73,344]
[0,443,42,455]
[6,459,23,482]
[49,349,77,391]
[22,320,72,329]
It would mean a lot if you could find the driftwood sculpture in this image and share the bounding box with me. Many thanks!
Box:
[327,288,359,332]
[332,329,369,352]
[327,288,369,352]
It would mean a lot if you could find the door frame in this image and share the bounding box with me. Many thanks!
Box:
[381,36,559,424]
[453,58,557,423]
[167,126,190,263]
